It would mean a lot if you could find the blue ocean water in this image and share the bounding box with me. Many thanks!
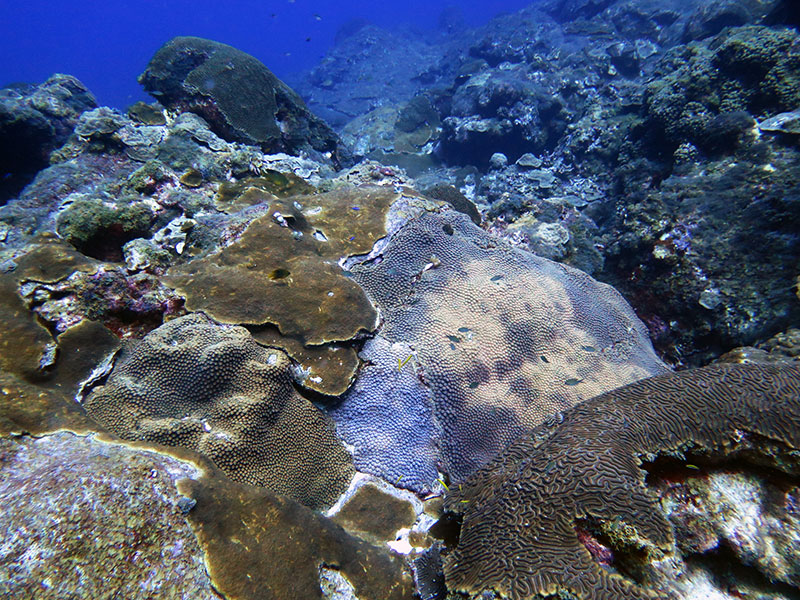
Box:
[0,0,534,109]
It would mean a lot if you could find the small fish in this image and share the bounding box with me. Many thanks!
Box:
[686,464,700,470]
[398,355,413,370]
[436,478,449,491]
[490,275,503,282]
[468,382,479,389]
[458,327,470,333]
[305,37,311,42]
[350,206,360,211]
[564,378,583,386]
[449,343,456,351]
[313,13,322,20]
[395,475,404,484]
[541,355,549,363]
[446,335,461,343]
[581,345,597,352]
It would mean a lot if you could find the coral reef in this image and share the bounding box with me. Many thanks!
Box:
[441,363,800,600]
[139,36,352,167]
[0,373,415,600]
[84,314,354,509]
[165,186,400,395]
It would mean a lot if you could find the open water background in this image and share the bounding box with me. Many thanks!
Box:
[0,0,534,109]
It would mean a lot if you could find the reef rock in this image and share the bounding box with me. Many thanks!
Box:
[0,74,96,203]
[139,36,352,168]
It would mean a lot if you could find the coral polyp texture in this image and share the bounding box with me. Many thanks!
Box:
[165,186,399,395]
[83,313,354,509]
[442,363,800,600]
[350,209,668,481]
[138,36,352,167]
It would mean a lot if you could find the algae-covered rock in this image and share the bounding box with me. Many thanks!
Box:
[56,195,155,261]
[0,431,216,600]
[139,36,352,168]
[0,74,97,202]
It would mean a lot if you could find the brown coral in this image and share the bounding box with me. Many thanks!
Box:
[166,186,399,395]
[442,363,800,600]
[0,238,102,381]
[83,313,354,509]
[179,473,415,600]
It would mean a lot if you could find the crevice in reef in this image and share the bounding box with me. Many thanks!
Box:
[686,543,800,600]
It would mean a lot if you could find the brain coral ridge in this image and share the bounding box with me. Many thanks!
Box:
[83,313,354,509]
[442,363,800,600]
[349,208,668,482]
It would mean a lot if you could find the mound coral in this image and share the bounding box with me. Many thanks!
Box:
[83,313,354,509]
[349,209,667,481]
[139,36,352,167]
[442,363,800,600]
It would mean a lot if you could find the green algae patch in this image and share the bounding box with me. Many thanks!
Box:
[56,196,155,262]
[127,101,166,125]
[179,167,204,188]
[166,187,398,383]
[178,474,416,600]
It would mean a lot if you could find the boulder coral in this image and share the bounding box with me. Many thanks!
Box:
[139,36,352,168]
[349,208,668,482]
[83,313,354,509]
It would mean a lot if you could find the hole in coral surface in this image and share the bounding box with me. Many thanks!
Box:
[268,268,291,281]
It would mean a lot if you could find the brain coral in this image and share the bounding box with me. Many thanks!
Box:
[442,363,800,600]
[350,209,668,481]
[139,36,352,167]
[83,313,354,509]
